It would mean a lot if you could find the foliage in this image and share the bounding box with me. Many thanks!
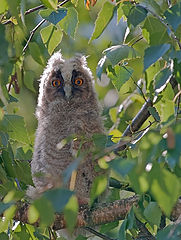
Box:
[0,0,181,239]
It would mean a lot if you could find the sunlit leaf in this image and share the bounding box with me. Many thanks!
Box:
[143,16,170,45]
[6,0,21,24]
[40,0,57,10]
[0,0,8,14]
[90,175,107,205]
[40,24,63,54]
[58,7,78,38]
[64,195,78,232]
[90,1,114,42]
[149,164,180,216]
[107,65,133,91]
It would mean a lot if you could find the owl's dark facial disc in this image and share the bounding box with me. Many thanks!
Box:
[50,69,87,102]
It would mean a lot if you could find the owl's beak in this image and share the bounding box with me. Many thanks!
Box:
[64,84,72,100]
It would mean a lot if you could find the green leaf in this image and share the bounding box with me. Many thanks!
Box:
[148,106,160,122]
[0,233,8,240]
[0,202,13,215]
[92,133,107,150]
[29,42,46,66]
[43,188,73,213]
[139,0,161,15]
[117,3,124,24]
[128,6,148,27]
[0,0,8,14]
[40,24,63,55]
[164,2,181,31]
[149,164,180,216]
[0,115,29,144]
[127,208,135,230]
[100,221,119,234]
[0,25,8,66]
[6,0,21,23]
[109,157,136,177]
[144,202,162,227]
[2,150,15,178]
[40,0,57,10]
[96,56,107,79]
[0,132,9,146]
[14,160,33,185]
[143,16,170,45]
[90,1,114,42]
[39,8,67,25]
[104,45,136,66]
[154,68,172,93]
[58,7,78,39]
[157,224,181,240]
[15,147,32,161]
[90,175,107,205]
[64,195,78,233]
[24,71,36,93]
[34,197,54,226]
[107,65,133,91]
[144,44,170,71]
[119,219,127,240]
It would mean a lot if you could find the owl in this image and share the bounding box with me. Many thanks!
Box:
[29,51,106,204]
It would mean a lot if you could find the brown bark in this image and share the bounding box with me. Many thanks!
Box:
[13,196,181,231]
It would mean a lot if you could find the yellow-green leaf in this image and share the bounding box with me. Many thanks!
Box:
[89,2,114,42]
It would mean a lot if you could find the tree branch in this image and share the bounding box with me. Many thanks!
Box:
[13,196,181,231]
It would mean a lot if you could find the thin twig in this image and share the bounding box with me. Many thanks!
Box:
[2,0,68,25]
[22,19,46,53]
[122,66,147,102]
[25,4,44,15]
[133,120,156,136]
[22,0,70,53]
[84,227,116,240]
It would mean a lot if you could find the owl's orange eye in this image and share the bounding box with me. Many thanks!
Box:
[52,79,62,87]
[74,78,83,86]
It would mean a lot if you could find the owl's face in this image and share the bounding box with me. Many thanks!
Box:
[38,52,95,108]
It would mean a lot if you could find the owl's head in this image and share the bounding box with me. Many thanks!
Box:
[38,51,96,111]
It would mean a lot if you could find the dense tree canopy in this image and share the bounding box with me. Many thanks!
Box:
[0,0,181,239]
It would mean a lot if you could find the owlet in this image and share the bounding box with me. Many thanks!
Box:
[30,51,106,203]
